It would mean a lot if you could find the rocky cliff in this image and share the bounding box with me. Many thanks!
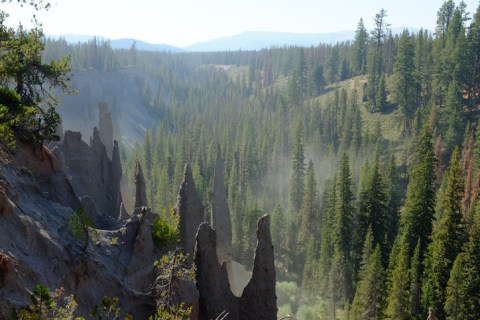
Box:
[0,143,157,319]
[0,135,277,319]
[53,128,123,228]
[194,215,277,320]
[176,163,205,262]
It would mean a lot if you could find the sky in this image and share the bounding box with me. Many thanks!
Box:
[4,0,480,47]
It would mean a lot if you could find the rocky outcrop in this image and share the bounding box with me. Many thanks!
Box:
[125,207,155,292]
[194,215,277,320]
[98,102,114,160]
[0,161,156,319]
[134,160,147,208]
[195,223,237,320]
[112,140,123,211]
[176,163,205,259]
[239,215,277,320]
[211,147,232,264]
[54,129,123,226]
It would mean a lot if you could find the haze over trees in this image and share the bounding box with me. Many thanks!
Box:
[3,0,480,318]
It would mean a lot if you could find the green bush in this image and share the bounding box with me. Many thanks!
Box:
[152,207,179,247]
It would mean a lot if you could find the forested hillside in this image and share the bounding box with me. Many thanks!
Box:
[40,0,480,318]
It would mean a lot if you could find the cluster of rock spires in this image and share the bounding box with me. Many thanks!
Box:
[175,147,277,320]
[0,102,276,319]
[0,102,157,318]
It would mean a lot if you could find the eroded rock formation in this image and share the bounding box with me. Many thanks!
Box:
[98,102,114,160]
[239,215,277,320]
[125,207,155,292]
[194,215,277,320]
[134,160,147,208]
[176,163,205,259]
[54,128,122,227]
[211,147,232,264]
[0,159,156,319]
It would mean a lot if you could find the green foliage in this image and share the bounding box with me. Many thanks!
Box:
[391,30,417,128]
[385,240,411,320]
[331,153,355,302]
[152,207,179,247]
[90,296,132,320]
[422,147,466,319]
[32,2,480,319]
[0,6,73,146]
[367,9,389,111]
[68,207,94,251]
[17,285,133,320]
[276,281,301,315]
[400,125,436,258]
[16,285,54,320]
[0,86,22,149]
[444,214,480,320]
[152,251,195,319]
[357,159,389,263]
[16,286,82,320]
[298,160,318,260]
[350,18,369,75]
[350,245,385,320]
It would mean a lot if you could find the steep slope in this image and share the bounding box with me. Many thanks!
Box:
[0,142,156,319]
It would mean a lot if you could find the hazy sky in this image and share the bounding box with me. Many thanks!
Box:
[4,0,480,47]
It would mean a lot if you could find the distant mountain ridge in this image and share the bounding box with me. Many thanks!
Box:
[48,34,183,52]
[184,31,357,51]
[49,28,419,52]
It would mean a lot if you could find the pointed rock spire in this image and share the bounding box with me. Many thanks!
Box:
[98,102,113,159]
[211,146,232,263]
[239,214,277,319]
[194,223,236,320]
[176,163,205,259]
[194,214,277,320]
[112,140,123,213]
[134,159,147,208]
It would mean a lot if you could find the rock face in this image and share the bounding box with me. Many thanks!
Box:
[134,160,147,208]
[195,223,237,320]
[239,215,277,320]
[211,147,232,264]
[98,102,114,160]
[0,159,156,319]
[194,215,277,320]
[176,163,205,260]
[125,207,155,292]
[54,129,123,226]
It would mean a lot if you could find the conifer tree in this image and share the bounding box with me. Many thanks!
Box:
[298,160,319,263]
[367,9,389,111]
[286,124,306,266]
[288,48,309,105]
[444,218,480,320]
[384,155,401,248]
[317,177,336,297]
[331,153,355,302]
[385,239,411,320]
[400,125,436,258]
[270,204,285,253]
[301,235,317,292]
[392,30,417,128]
[422,147,466,320]
[467,3,480,101]
[350,18,369,76]
[350,242,385,320]
[410,240,422,319]
[289,126,306,213]
[444,81,464,156]
[357,159,388,262]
